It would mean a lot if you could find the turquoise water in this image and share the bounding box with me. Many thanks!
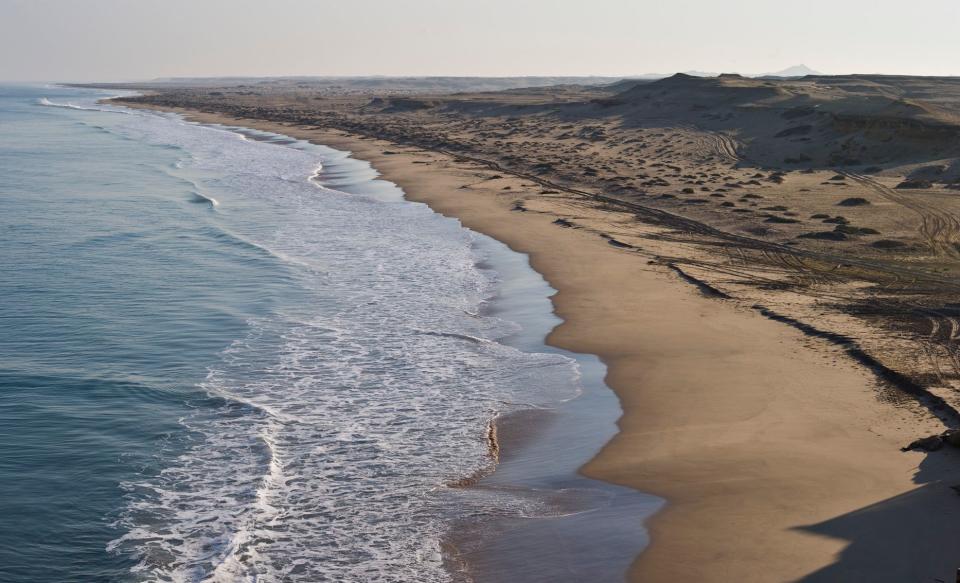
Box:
[0,85,600,582]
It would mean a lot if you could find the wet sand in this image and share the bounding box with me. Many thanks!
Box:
[121,103,960,582]
[443,233,661,582]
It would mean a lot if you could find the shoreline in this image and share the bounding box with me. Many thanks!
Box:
[447,232,660,582]
[117,101,960,582]
[135,102,660,579]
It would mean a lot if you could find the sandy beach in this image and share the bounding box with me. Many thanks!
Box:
[116,99,960,582]
[11,0,960,579]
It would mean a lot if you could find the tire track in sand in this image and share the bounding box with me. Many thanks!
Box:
[843,172,960,259]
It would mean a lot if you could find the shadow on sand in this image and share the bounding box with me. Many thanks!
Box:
[796,449,960,582]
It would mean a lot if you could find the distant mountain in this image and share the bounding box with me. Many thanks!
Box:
[623,70,719,81]
[760,64,821,78]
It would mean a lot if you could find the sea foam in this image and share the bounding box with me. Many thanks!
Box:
[69,98,585,581]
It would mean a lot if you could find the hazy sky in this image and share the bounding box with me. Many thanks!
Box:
[2,0,959,81]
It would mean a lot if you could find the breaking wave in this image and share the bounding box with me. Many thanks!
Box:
[69,97,585,581]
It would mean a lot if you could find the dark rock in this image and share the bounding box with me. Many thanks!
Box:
[901,435,944,452]
[607,238,632,248]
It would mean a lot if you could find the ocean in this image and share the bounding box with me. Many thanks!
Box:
[0,84,656,582]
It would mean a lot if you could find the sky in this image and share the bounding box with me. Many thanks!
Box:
[2,0,960,81]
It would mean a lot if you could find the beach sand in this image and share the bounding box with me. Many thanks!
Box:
[125,103,960,582]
